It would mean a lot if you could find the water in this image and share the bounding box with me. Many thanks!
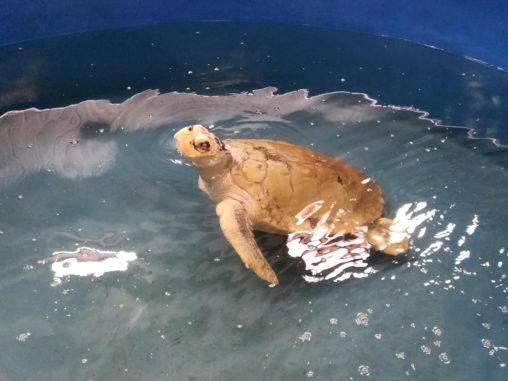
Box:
[0,22,507,380]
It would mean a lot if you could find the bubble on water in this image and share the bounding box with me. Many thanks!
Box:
[355,312,369,326]
[358,365,370,376]
[432,326,442,336]
[81,358,88,364]
[396,352,406,360]
[482,322,492,330]
[482,338,492,349]
[420,345,432,355]
[16,332,31,342]
[299,332,312,342]
[374,333,382,340]
[305,370,315,378]
[329,318,338,325]
[339,331,347,338]
[438,353,451,364]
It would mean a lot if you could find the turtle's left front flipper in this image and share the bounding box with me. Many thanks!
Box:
[216,199,279,285]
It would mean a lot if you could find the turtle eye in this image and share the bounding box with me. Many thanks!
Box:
[187,125,194,131]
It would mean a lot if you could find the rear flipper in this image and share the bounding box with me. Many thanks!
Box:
[366,218,409,255]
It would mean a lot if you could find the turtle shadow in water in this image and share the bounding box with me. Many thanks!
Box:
[255,232,305,281]
[255,231,407,285]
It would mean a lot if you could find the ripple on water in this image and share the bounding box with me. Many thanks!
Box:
[0,87,507,380]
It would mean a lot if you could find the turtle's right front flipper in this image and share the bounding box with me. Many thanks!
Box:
[216,199,279,285]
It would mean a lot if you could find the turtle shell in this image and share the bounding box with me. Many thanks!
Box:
[226,139,384,235]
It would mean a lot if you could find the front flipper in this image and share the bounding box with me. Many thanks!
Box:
[216,199,279,285]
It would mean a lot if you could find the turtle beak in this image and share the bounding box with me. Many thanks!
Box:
[173,124,222,158]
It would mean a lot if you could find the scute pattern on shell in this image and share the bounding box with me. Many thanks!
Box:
[226,139,384,235]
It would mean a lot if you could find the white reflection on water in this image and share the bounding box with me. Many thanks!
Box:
[287,202,433,283]
[44,247,137,286]
[2,87,500,186]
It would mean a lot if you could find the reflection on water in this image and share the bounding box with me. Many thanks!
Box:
[287,201,431,283]
[0,87,507,380]
[3,86,497,184]
[45,247,137,287]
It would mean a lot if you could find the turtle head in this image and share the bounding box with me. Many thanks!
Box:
[174,124,226,160]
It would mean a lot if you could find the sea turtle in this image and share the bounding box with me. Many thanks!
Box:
[174,124,408,285]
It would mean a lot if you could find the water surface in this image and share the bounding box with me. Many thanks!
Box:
[0,22,507,381]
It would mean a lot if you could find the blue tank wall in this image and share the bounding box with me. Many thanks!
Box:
[1,0,507,70]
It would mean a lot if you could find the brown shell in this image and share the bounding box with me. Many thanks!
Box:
[227,139,384,235]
